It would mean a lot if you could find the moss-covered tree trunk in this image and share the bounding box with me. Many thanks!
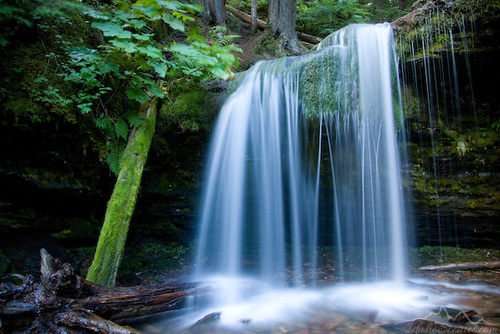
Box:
[86,98,158,286]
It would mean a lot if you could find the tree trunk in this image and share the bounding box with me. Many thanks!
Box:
[202,0,227,27]
[267,0,307,55]
[251,0,257,33]
[377,0,383,22]
[86,98,158,287]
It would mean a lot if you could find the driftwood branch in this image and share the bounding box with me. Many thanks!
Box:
[418,261,500,272]
[0,249,199,333]
[225,5,323,48]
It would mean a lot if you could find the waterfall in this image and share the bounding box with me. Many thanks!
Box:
[194,23,408,293]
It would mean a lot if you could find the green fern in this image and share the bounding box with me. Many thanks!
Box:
[209,26,240,46]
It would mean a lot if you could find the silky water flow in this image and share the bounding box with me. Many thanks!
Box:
[139,23,490,333]
[195,23,406,288]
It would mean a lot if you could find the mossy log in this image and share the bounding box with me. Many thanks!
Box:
[86,98,158,287]
[419,261,500,272]
[0,249,198,333]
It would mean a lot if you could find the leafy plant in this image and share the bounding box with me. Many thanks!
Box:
[296,0,371,37]
[31,0,241,174]
[491,118,500,133]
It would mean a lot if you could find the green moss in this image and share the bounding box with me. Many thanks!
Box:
[409,246,499,268]
[86,99,158,287]
[396,0,500,58]
[117,241,193,281]
[161,85,217,132]
[51,219,99,243]
[253,29,291,58]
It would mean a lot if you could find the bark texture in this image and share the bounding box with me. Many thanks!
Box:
[202,0,227,27]
[251,0,257,33]
[267,0,307,55]
[86,98,158,287]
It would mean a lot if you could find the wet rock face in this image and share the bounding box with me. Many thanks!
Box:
[0,99,213,277]
[393,0,500,248]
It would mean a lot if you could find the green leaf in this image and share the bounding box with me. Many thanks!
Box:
[163,14,185,31]
[137,45,163,59]
[107,148,123,176]
[155,0,182,11]
[130,19,148,29]
[115,118,129,140]
[82,8,111,20]
[218,52,237,64]
[110,39,138,53]
[125,86,151,103]
[192,53,218,66]
[97,61,120,75]
[95,114,112,130]
[132,33,153,41]
[182,2,203,14]
[34,76,48,83]
[92,21,132,39]
[148,82,164,98]
[150,61,169,78]
[68,46,101,62]
[116,11,134,23]
[126,113,145,128]
[77,102,93,114]
[135,5,161,20]
[169,43,195,56]
[210,67,229,80]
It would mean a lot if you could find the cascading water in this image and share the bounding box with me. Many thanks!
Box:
[194,22,408,290]
[128,21,500,334]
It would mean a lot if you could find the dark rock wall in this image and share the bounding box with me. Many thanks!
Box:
[395,0,500,248]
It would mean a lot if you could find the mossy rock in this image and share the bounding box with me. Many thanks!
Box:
[408,246,500,268]
[160,85,218,132]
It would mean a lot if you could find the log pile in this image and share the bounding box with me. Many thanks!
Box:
[0,249,198,333]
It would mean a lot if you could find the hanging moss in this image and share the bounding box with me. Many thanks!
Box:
[394,0,500,58]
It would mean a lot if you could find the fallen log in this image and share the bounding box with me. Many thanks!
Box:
[419,261,500,272]
[297,32,323,45]
[225,4,323,48]
[0,249,199,332]
[225,5,266,30]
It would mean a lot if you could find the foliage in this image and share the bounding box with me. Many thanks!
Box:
[119,240,193,280]
[296,0,371,37]
[0,0,90,47]
[296,0,415,37]
[359,0,414,23]
[0,0,31,47]
[27,0,240,174]
[492,119,500,133]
